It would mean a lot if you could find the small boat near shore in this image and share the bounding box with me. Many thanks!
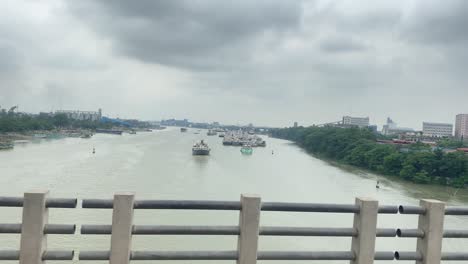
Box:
[180,127,187,132]
[240,145,253,155]
[192,140,210,155]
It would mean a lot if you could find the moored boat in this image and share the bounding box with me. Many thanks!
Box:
[0,141,14,150]
[207,129,217,136]
[180,127,187,132]
[95,129,123,135]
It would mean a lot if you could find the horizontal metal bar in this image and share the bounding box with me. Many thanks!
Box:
[396,228,424,238]
[376,228,397,237]
[81,225,395,237]
[442,253,468,260]
[82,199,241,210]
[375,251,396,260]
[378,205,399,214]
[398,205,425,214]
[132,251,238,260]
[0,251,73,260]
[81,225,239,235]
[79,250,394,261]
[79,251,110,260]
[0,224,75,234]
[399,205,468,215]
[260,227,356,236]
[394,251,423,261]
[262,202,358,213]
[42,251,74,260]
[0,197,77,208]
[257,251,355,260]
[0,250,19,260]
[445,207,468,215]
[83,199,397,214]
[443,229,468,238]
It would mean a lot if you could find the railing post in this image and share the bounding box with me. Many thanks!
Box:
[416,199,445,264]
[110,192,135,264]
[237,194,261,264]
[350,197,378,264]
[20,190,49,264]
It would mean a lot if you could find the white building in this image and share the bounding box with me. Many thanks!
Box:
[455,114,468,140]
[56,109,102,121]
[422,122,453,137]
[342,116,369,128]
[382,117,414,135]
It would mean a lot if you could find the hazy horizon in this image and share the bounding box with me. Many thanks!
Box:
[1,1,467,129]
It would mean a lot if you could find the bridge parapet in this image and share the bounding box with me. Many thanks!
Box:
[0,191,467,264]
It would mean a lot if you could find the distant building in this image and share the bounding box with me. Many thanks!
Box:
[342,116,369,128]
[455,114,468,140]
[55,109,102,121]
[368,125,378,133]
[422,122,453,138]
[382,117,414,135]
[294,122,298,128]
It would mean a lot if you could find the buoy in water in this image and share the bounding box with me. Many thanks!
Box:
[272,150,274,155]
[376,181,380,189]
[92,147,95,154]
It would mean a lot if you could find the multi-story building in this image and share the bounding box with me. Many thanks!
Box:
[422,122,453,138]
[342,116,369,128]
[382,117,414,136]
[455,114,468,140]
[55,109,102,121]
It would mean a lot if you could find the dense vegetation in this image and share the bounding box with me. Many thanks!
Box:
[0,113,111,132]
[271,126,468,187]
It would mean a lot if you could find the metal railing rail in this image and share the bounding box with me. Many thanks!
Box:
[2,191,468,264]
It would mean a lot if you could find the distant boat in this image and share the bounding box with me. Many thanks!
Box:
[92,147,95,154]
[129,130,137,134]
[207,130,217,136]
[95,129,123,135]
[192,140,210,155]
[240,145,253,155]
[33,134,47,138]
[376,181,380,189]
[180,127,188,132]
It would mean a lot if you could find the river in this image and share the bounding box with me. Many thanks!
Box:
[1,127,468,263]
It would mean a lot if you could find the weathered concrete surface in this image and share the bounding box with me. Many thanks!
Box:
[417,199,445,264]
[351,197,378,264]
[20,190,48,264]
[237,194,261,264]
[110,192,135,264]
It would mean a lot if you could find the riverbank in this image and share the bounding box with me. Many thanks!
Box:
[271,126,468,188]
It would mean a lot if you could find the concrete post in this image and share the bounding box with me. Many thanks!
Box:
[237,194,261,264]
[416,199,445,264]
[20,190,49,264]
[350,197,378,264]
[109,192,135,264]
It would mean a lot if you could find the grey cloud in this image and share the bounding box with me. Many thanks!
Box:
[319,37,367,53]
[67,0,303,70]
[399,0,468,46]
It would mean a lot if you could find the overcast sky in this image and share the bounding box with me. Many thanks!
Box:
[1,0,467,128]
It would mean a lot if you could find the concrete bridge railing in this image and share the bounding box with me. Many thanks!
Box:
[0,190,467,264]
